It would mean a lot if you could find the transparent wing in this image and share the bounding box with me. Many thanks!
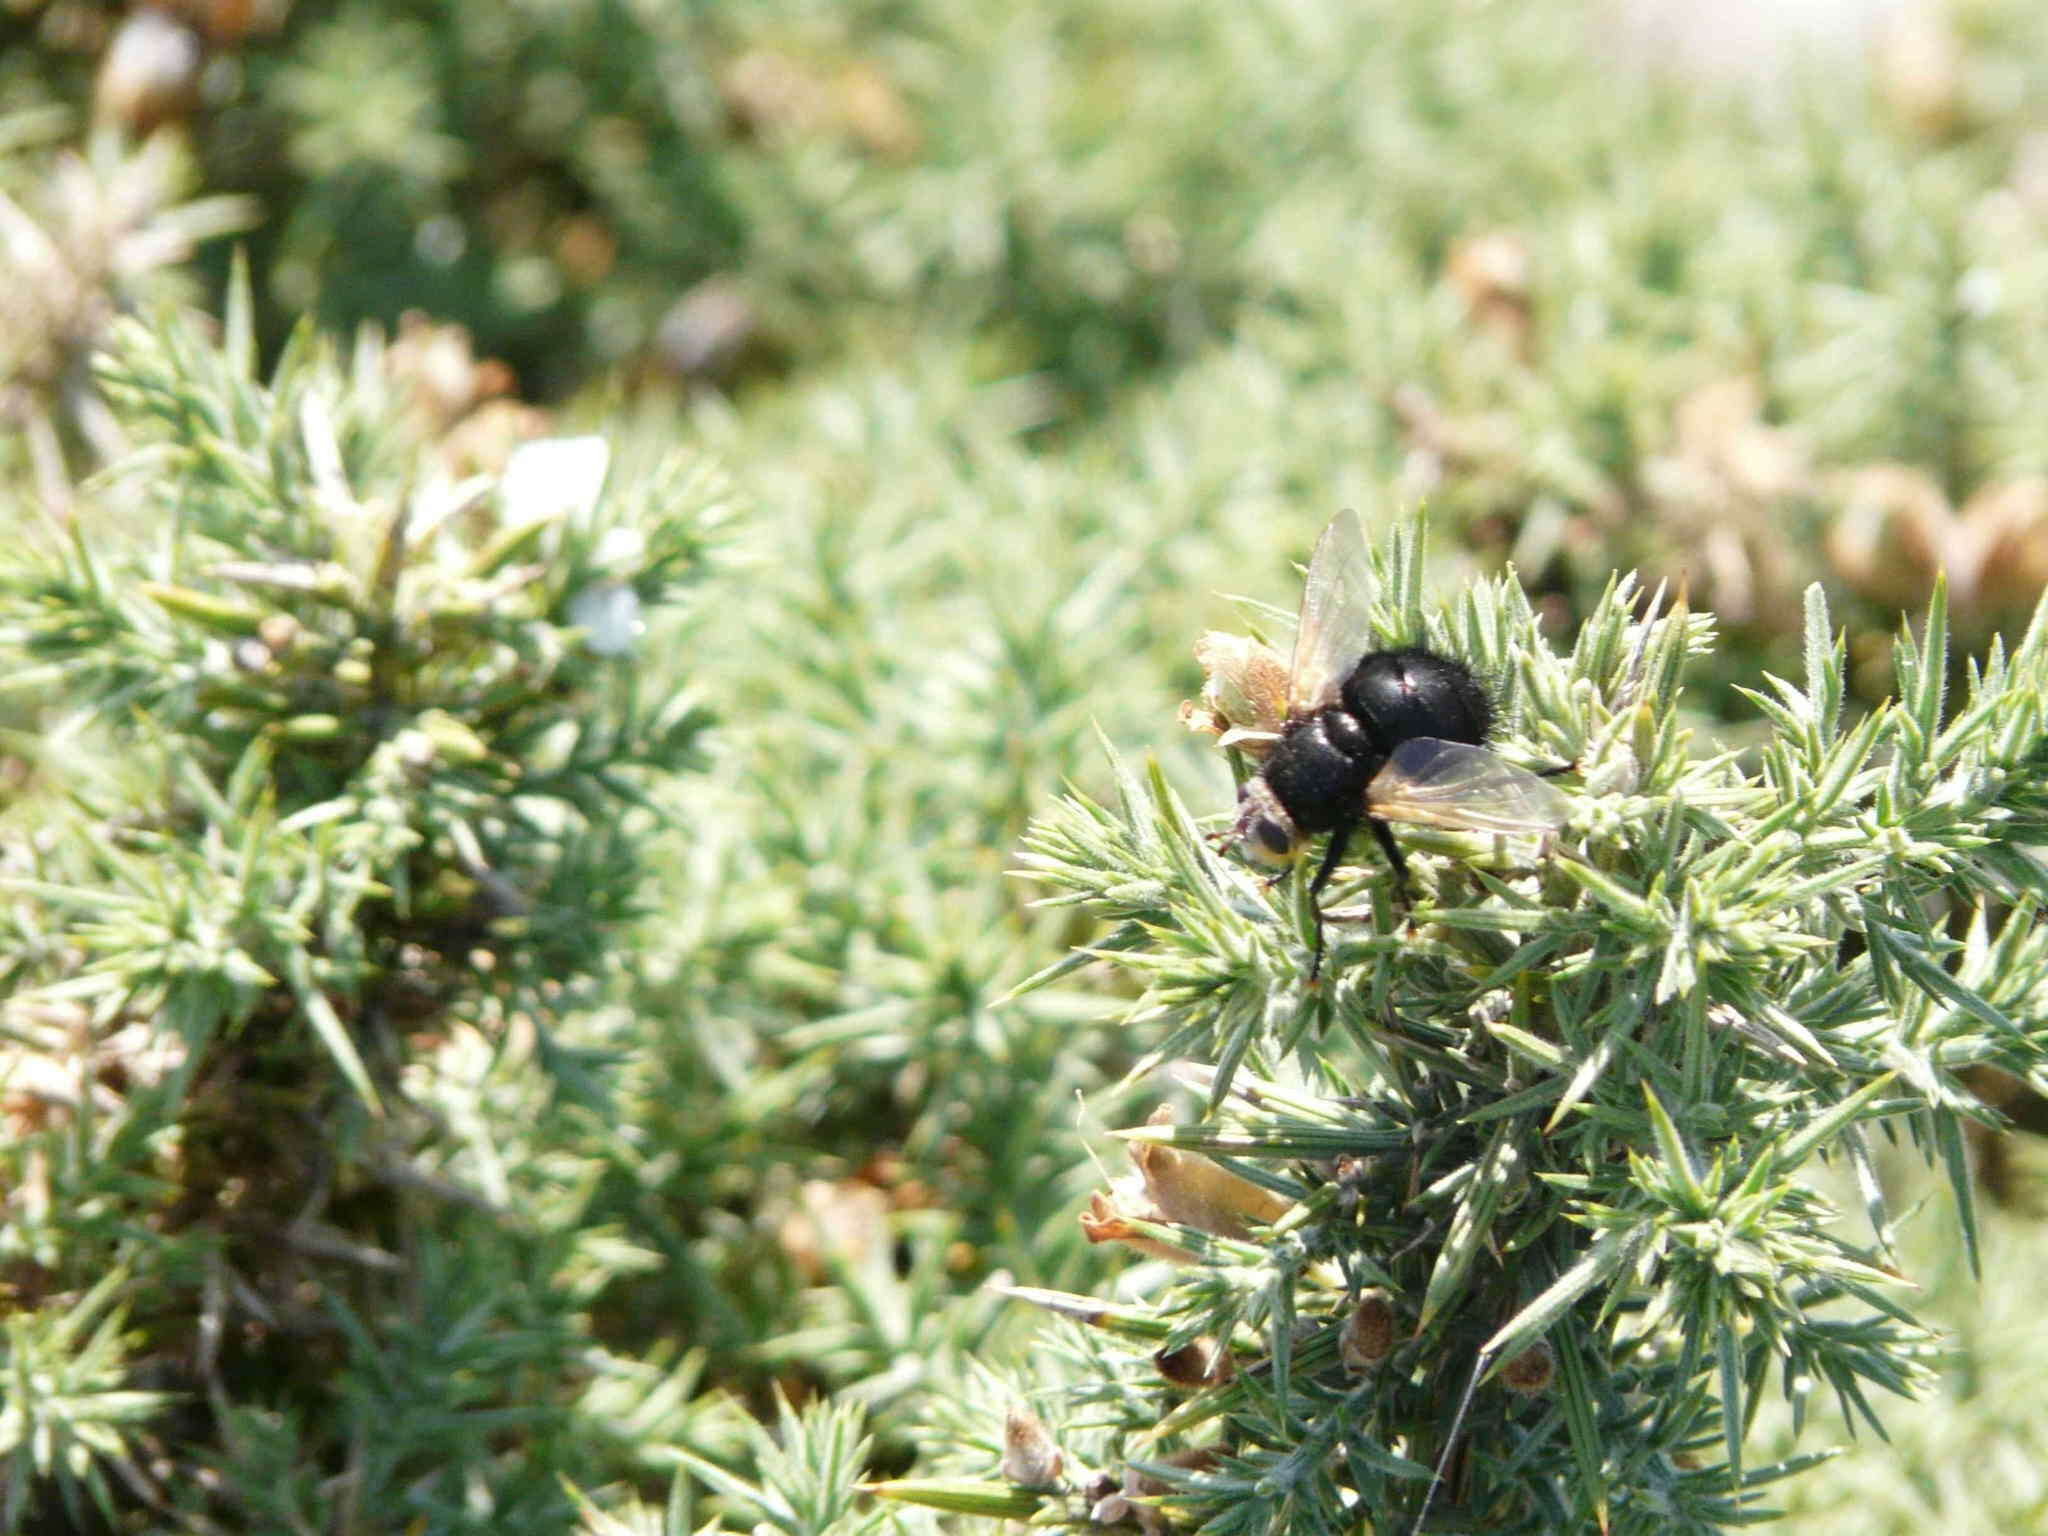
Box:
[1288,509,1378,715]
[1367,738,1568,833]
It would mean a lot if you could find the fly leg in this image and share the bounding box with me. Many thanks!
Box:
[1308,817,1418,978]
[1364,815,1413,911]
[1303,816,1359,981]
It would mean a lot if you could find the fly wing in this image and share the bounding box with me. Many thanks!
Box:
[1367,737,1568,833]
[1288,509,1378,715]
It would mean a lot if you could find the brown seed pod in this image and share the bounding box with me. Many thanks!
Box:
[95,10,205,135]
[1340,1289,1396,1373]
[1154,1336,1236,1390]
[1500,1341,1556,1396]
[999,1406,1065,1490]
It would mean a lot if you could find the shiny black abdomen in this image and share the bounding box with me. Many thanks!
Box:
[1341,647,1492,754]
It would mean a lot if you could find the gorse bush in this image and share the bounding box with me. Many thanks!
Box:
[18,2,2048,1532]
[878,516,2048,1533]
[0,282,731,1527]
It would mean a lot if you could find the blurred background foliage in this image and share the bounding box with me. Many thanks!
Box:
[6,0,2048,1530]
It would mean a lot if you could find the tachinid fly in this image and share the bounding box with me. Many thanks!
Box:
[1200,510,1567,975]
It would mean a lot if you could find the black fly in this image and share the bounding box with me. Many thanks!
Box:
[1212,510,1566,976]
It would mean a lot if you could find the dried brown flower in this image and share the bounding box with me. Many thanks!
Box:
[1180,631,1290,757]
[1080,1108,1294,1263]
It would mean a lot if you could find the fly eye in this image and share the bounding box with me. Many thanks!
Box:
[1253,818,1297,860]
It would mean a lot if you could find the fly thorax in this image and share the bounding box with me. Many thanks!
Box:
[1317,708,1374,758]
[1259,714,1374,836]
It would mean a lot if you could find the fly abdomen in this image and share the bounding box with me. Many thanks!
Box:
[1342,647,1493,751]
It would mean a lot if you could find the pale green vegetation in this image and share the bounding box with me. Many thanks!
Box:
[5,1,2048,1532]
